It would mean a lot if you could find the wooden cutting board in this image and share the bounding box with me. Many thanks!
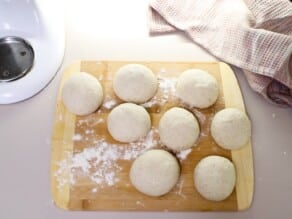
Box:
[51,61,254,211]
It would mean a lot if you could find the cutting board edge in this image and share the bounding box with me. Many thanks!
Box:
[219,62,254,211]
[50,61,82,210]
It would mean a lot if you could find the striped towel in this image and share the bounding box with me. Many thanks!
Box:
[149,0,292,107]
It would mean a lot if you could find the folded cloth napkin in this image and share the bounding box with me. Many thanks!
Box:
[149,0,292,107]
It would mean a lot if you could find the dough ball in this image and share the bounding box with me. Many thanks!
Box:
[176,69,219,108]
[62,72,103,116]
[159,107,200,151]
[211,108,251,150]
[113,64,158,103]
[107,103,151,142]
[130,149,180,197]
[194,155,236,201]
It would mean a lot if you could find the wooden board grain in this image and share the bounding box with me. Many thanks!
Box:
[50,61,254,211]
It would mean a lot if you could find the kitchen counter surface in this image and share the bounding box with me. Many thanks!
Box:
[0,1,291,218]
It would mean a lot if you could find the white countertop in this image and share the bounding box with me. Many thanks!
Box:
[0,0,291,218]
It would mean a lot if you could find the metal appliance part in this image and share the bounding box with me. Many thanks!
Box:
[0,36,34,82]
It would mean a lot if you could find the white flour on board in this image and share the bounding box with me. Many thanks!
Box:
[142,76,177,108]
[103,99,117,109]
[77,117,104,127]
[103,95,118,109]
[72,134,82,141]
[55,128,159,189]
[176,148,192,160]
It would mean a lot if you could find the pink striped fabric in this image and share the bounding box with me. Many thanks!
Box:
[149,0,292,107]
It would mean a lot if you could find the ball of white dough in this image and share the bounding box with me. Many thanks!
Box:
[107,103,151,142]
[62,72,103,116]
[176,69,219,108]
[194,155,236,201]
[159,107,200,151]
[130,149,180,197]
[113,64,158,103]
[211,108,251,150]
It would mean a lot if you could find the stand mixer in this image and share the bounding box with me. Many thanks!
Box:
[0,0,65,104]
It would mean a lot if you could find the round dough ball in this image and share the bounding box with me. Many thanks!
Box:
[211,108,251,150]
[107,103,151,142]
[194,155,236,201]
[62,72,103,116]
[113,64,158,103]
[130,149,180,197]
[176,69,219,108]
[159,107,200,151]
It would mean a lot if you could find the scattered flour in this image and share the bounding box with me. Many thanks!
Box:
[158,76,176,94]
[176,148,192,160]
[55,128,158,189]
[72,134,82,141]
[77,118,104,127]
[142,76,176,108]
[85,129,94,135]
[103,99,117,109]
[136,200,145,207]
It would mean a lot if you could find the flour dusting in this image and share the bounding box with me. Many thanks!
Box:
[103,99,117,109]
[55,128,158,189]
[102,95,118,109]
[77,117,104,128]
[72,134,82,141]
[136,200,145,207]
[142,76,176,108]
[176,148,192,160]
